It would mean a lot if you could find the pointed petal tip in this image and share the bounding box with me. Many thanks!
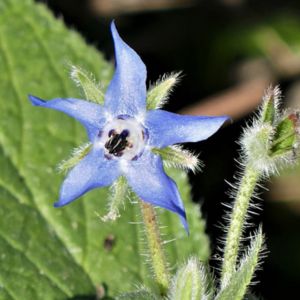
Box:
[110,20,116,31]
[105,19,147,116]
[54,199,71,208]
[178,208,189,235]
[218,115,231,127]
[110,20,121,42]
[211,114,230,124]
[28,94,46,106]
[222,115,231,123]
[54,195,73,207]
[53,201,62,208]
[183,220,190,235]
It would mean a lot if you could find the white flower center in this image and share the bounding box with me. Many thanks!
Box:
[99,115,147,160]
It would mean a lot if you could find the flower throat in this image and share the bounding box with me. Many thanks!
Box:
[105,129,131,157]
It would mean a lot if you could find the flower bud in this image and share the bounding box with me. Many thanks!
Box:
[168,257,209,300]
[241,86,300,176]
[270,112,299,156]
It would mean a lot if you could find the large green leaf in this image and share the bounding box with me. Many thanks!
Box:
[0,0,210,298]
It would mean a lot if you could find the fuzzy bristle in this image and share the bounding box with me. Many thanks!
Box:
[152,145,202,173]
[146,72,182,110]
[167,257,211,300]
[70,65,104,104]
[57,142,92,173]
[101,176,128,222]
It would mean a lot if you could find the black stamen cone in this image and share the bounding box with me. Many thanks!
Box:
[105,129,129,156]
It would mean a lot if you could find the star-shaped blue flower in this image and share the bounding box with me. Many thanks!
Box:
[29,22,228,232]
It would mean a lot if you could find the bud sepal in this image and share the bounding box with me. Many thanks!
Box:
[240,86,300,176]
[167,257,210,300]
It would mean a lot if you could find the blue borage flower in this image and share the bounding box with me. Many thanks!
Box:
[29,22,228,232]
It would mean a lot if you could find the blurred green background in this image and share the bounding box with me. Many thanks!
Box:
[1,0,300,299]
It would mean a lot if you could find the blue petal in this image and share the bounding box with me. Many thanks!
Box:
[125,152,188,232]
[28,95,106,141]
[54,147,120,207]
[145,110,229,148]
[104,21,147,117]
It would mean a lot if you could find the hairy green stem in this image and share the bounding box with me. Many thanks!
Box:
[221,165,260,287]
[140,201,170,295]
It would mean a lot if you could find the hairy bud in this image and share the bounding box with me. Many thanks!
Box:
[168,257,209,300]
[241,86,299,176]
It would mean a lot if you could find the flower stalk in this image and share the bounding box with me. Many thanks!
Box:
[220,164,260,287]
[140,201,170,295]
[221,86,300,288]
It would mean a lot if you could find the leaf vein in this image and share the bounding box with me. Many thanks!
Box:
[0,234,71,297]
[0,25,24,166]
[20,13,69,96]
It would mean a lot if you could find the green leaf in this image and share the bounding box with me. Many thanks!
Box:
[0,0,210,298]
[215,228,264,300]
